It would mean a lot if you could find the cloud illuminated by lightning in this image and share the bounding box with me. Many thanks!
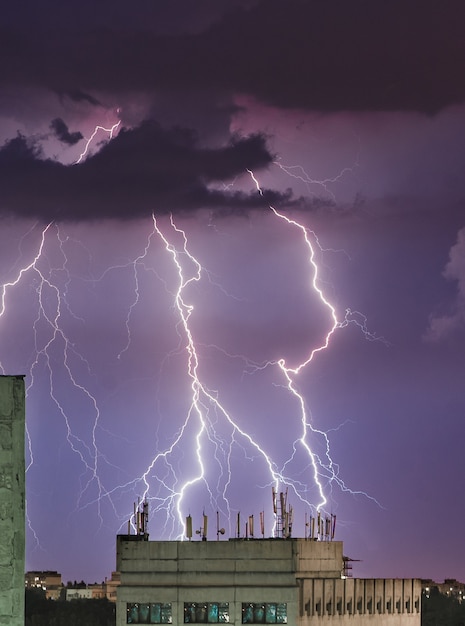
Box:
[75,120,121,164]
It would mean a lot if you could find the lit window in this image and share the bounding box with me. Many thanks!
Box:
[242,603,287,624]
[127,602,172,624]
[184,602,229,623]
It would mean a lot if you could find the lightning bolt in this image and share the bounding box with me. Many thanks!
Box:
[122,214,286,538]
[75,120,121,164]
[268,205,382,507]
[248,170,383,506]
[1,147,383,556]
[273,159,358,201]
[119,183,383,539]
[0,223,116,557]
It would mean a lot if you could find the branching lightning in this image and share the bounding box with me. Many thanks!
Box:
[75,120,121,164]
[0,135,383,556]
[119,169,384,537]
[109,214,287,537]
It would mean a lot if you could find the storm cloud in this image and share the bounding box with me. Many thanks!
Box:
[0,122,292,221]
[50,118,83,146]
[1,0,464,115]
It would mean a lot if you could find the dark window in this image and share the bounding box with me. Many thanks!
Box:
[242,603,287,624]
[127,603,172,624]
[184,603,229,623]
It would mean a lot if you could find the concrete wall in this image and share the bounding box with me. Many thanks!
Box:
[116,538,420,626]
[117,537,303,626]
[0,376,25,626]
[299,578,421,622]
[117,537,344,582]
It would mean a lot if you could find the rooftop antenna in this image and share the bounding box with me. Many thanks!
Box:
[216,511,225,541]
[140,499,149,537]
[128,498,149,539]
[260,511,265,538]
[196,513,208,541]
[325,515,331,540]
[248,515,254,538]
[186,515,193,541]
[331,513,336,540]
[284,504,293,538]
[274,487,291,538]
[311,514,316,540]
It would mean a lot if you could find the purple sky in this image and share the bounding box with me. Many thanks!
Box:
[1,0,465,584]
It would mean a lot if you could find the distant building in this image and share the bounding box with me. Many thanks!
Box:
[66,587,94,600]
[25,569,121,602]
[25,570,63,600]
[115,534,421,625]
[65,581,108,601]
[89,582,106,599]
[422,578,465,603]
[106,571,121,602]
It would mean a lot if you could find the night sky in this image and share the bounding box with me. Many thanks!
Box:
[1,0,465,584]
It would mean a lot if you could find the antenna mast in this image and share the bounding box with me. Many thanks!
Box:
[272,487,293,538]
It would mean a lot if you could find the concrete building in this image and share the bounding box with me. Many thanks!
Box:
[64,581,109,601]
[25,570,63,600]
[89,582,107,599]
[422,578,465,603]
[106,570,122,602]
[66,588,94,600]
[115,534,421,625]
[0,375,25,626]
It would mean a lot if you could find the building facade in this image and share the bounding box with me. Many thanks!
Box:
[116,536,421,626]
[106,570,122,602]
[66,588,94,600]
[0,375,25,626]
[25,570,63,600]
[422,578,465,603]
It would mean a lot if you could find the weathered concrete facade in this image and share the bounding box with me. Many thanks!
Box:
[116,537,420,626]
[300,577,420,623]
[0,375,25,626]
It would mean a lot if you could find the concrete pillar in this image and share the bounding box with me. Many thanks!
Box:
[0,375,25,626]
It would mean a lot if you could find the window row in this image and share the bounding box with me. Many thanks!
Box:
[242,603,287,624]
[127,602,287,624]
[184,602,230,623]
[127,603,172,624]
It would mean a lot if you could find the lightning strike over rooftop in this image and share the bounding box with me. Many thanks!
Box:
[0,156,385,558]
[1,0,463,586]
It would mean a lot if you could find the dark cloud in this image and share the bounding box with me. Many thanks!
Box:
[1,0,464,114]
[50,118,84,146]
[58,90,102,106]
[0,122,292,221]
